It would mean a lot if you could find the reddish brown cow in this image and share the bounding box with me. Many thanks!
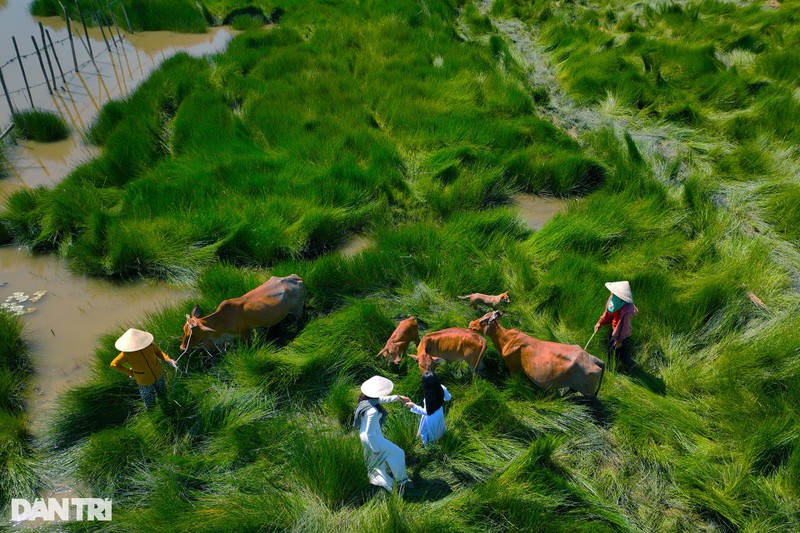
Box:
[409,327,487,374]
[378,316,420,364]
[180,274,305,351]
[469,310,605,397]
[458,292,510,310]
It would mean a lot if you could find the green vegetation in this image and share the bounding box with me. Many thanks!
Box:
[11,110,69,143]
[4,0,799,530]
[29,0,279,33]
[0,140,8,178]
[0,311,39,506]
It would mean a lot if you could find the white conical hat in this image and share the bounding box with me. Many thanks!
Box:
[605,281,633,303]
[114,328,154,352]
[361,375,394,398]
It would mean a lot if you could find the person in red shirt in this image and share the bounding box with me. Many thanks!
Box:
[594,281,639,369]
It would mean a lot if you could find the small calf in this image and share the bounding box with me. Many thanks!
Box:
[458,292,510,310]
[377,316,420,364]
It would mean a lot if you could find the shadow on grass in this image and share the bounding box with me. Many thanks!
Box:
[623,363,667,396]
[576,395,616,429]
[403,476,453,503]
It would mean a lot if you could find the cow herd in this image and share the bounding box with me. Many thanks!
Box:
[180,276,605,398]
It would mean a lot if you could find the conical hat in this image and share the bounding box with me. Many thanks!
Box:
[361,376,394,398]
[605,281,633,303]
[115,328,154,352]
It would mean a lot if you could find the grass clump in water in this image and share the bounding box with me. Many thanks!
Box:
[12,110,69,143]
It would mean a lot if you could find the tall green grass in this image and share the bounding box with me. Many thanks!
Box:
[0,140,8,179]
[8,0,800,530]
[0,311,39,506]
[11,110,69,143]
[494,0,800,145]
[30,0,209,33]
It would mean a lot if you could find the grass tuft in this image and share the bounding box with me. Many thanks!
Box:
[12,110,69,143]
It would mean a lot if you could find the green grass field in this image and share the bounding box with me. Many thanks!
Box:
[0,311,40,507]
[2,0,799,530]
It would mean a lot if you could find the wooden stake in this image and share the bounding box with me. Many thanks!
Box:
[12,37,34,107]
[90,2,112,52]
[39,23,58,91]
[118,0,133,34]
[93,0,117,47]
[46,29,67,86]
[74,0,94,59]
[0,66,15,116]
[59,1,80,72]
[31,35,53,95]
[106,0,123,44]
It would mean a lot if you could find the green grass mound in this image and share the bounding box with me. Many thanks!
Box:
[0,311,40,505]
[11,110,69,143]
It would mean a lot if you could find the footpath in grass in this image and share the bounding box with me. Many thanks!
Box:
[1,0,798,531]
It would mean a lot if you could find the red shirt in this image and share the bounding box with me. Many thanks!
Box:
[596,297,638,343]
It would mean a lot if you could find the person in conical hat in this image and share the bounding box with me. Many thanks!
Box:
[110,328,177,410]
[594,281,639,368]
[353,376,414,494]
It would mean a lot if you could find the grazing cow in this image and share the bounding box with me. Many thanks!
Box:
[458,292,510,310]
[469,310,605,397]
[409,328,486,374]
[180,274,305,351]
[378,316,420,364]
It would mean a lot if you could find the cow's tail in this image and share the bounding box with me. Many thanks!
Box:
[593,358,606,397]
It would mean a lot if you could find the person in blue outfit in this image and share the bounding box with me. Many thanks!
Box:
[404,371,451,446]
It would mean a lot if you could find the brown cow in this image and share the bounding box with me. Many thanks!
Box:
[409,327,487,374]
[180,274,305,351]
[378,316,420,364]
[469,310,605,397]
[458,292,510,310]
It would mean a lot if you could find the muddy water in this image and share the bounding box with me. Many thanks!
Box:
[0,0,238,194]
[0,247,189,431]
[513,193,567,231]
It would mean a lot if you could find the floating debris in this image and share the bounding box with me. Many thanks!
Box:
[1,302,26,315]
[30,290,47,303]
[12,292,29,303]
[0,290,47,315]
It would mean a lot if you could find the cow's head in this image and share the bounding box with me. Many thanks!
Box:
[409,352,445,373]
[469,310,505,335]
[498,292,510,305]
[378,346,402,365]
[180,305,215,351]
